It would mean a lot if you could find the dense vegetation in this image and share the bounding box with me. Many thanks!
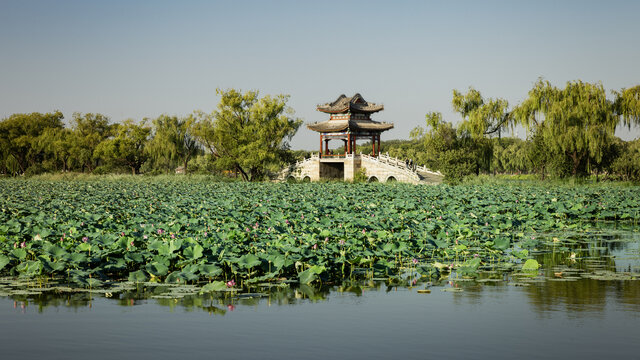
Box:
[1,79,639,183]
[1,178,638,289]
[0,89,302,180]
[363,80,640,183]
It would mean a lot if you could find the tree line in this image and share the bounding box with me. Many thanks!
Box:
[379,79,640,183]
[2,80,639,183]
[0,89,302,180]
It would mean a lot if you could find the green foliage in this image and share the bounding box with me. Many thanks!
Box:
[514,79,619,177]
[0,111,64,174]
[353,168,368,183]
[70,113,113,172]
[614,85,640,127]
[452,87,511,138]
[439,149,477,185]
[411,111,480,183]
[611,139,640,181]
[94,119,151,174]
[192,89,302,181]
[1,178,638,286]
[146,115,200,173]
[521,259,540,272]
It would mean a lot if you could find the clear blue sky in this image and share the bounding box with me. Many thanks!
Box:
[1,0,639,149]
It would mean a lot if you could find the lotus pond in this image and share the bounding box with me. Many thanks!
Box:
[1,178,639,358]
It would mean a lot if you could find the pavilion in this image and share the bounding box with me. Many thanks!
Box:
[307,93,394,158]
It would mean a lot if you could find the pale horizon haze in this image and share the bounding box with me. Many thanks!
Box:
[1,0,639,150]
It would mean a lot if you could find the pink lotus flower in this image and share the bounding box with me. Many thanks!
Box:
[412,258,418,265]
[143,235,148,240]
[312,244,318,250]
[203,232,208,237]
[82,237,88,243]
[339,239,345,245]
[226,279,236,287]
[20,241,25,248]
[324,237,329,244]
[285,220,290,225]
[171,233,175,239]
[227,304,235,311]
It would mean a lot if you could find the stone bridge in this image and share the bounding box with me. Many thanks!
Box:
[277,153,443,184]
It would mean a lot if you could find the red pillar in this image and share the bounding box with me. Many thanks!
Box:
[372,136,375,155]
[347,133,351,154]
[319,134,323,158]
[377,134,381,156]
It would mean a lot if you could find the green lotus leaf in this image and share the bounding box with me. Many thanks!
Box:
[0,255,10,271]
[494,237,510,250]
[522,259,540,272]
[298,265,325,284]
[199,264,222,277]
[77,243,92,252]
[146,262,169,277]
[69,253,87,264]
[199,281,227,293]
[11,248,27,260]
[128,270,148,283]
[85,278,104,288]
[237,254,261,269]
[183,244,204,260]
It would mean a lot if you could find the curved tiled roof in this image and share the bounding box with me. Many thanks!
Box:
[317,93,384,114]
[307,119,394,133]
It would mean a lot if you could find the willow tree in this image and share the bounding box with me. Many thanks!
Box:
[452,87,511,138]
[70,113,113,172]
[450,88,510,173]
[94,119,151,174]
[37,127,74,172]
[193,89,302,181]
[514,79,619,177]
[146,115,200,173]
[0,111,64,174]
[614,85,640,127]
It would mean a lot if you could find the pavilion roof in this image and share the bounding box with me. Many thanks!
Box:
[317,93,384,114]
[307,119,394,133]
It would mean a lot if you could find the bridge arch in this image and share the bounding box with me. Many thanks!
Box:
[386,176,397,183]
[367,176,379,183]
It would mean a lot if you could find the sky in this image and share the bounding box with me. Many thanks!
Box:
[1,0,639,150]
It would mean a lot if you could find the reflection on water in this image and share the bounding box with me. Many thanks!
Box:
[1,226,639,316]
[1,226,639,360]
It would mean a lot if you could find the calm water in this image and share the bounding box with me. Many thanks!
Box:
[2,229,639,360]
